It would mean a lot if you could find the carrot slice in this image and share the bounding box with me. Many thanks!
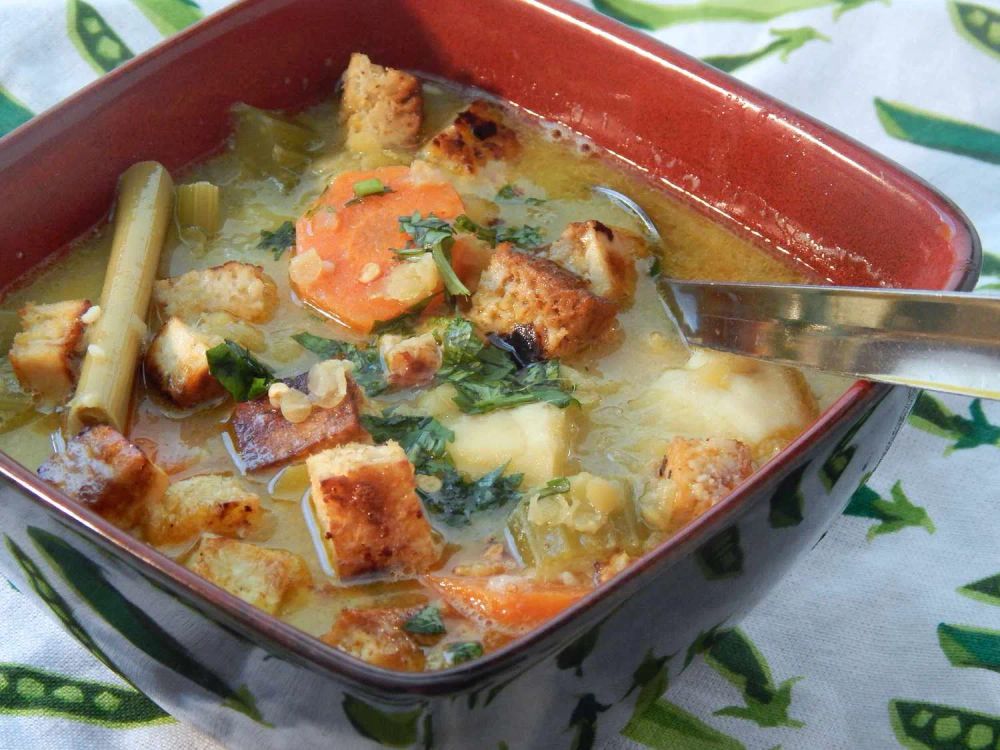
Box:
[423,575,591,632]
[293,165,471,333]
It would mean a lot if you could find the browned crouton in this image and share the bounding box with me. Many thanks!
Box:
[340,52,423,152]
[322,606,426,671]
[231,374,367,472]
[153,261,278,324]
[541,220,645,305]
[144,317,224,408]
[422,101,520,173]
[186,537,311,614]
[306,441,439,579]
[144,474,265,546]
[9,300,91,403]
[643,437,754,532]
[468,246,618,359]
[379,333,442,388]
[38,425,167,529]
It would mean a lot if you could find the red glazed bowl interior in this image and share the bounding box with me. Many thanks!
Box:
[0,0,980,692]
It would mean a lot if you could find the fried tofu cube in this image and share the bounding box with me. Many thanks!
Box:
[379,333,442,388]
[468,246,618,359]
[38,425,167,529]
[144,317,224,408]
[642,437,754,533]
[144,474,265,546]
[153,261,279,324]
[422,101,521,174]
[340,52,423,152]
[322,607,426,671]
[9,300,91,403]
[541,220,645,305]
[186,537,311,615]
[231,375,368,471]
[306,441,440,579]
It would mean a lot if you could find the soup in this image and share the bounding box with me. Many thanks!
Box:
[0,54,842,671]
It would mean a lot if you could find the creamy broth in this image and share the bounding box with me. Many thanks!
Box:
[0,65,848,670]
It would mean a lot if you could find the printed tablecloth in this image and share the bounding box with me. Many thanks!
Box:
[1,1,998,748]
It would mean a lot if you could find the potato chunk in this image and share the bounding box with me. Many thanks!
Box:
[9,300,91,403]
[540,220,644,305]
[446,402,572,487]
[231,375,367,471]
[144,317,224,408]
[186,537,310,614]
[322,606,425,671]
[37,425,167,529]
[306,441,439,579]
[340,52,423,152]
[144,474,265,546]
[643,437,754,532]
[153,261,278,324]
[422,101,520,174]
[468,246,617,359]
[380,333,442,388]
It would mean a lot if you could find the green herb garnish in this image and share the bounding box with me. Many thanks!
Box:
[360,412,454,473]
[496,184,545,205]
[206,339,276,401]
[291,332,388,396]
[395,213,470,296]
[403,605,446,636]
[371,296,435,335]
[537,477,571,498]
[444,641,485,665]
[257,220,296,260]
[419,465,523,526]
[453,214,543,249]
[345,177,394,206]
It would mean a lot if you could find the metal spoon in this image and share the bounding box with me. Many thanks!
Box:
[592,186,1000,400]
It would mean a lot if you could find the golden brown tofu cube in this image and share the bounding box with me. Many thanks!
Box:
[144,317,224,408]
[468,246,618,359]
[186,537,311,615]
[9,300,91,404]
[644,437,755,532]
[144,474,265,546]
[340,52,423,152]
[541,220,645,305]
[38,425,168,529]
[321,606,426,671]
[379,333,442,388]
[306,441,440,579]
[422,101,521,174]
[153,261,279,324]
[231,375,368,472]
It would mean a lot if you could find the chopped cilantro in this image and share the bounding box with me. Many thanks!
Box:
[444,641,484,665]
[398,212,453,248]
[291,332,388,396]
[371,297,435,335]
[496,184,545,205]
[360,411,454,473]
[206,340,276,401]
[453,214,543,249]
[403,605,446,636]
[345,177,393,206]
[257,221,296,259]
[418,465,523,526]
[395,213,470,296]
[537,477,571,498]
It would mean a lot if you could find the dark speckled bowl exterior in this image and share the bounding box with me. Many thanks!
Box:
[0,1,980,748]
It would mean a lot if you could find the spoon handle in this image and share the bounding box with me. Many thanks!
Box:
[659,279,1000,400]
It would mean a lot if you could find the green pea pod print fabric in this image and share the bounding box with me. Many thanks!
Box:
[2,2,1000,750]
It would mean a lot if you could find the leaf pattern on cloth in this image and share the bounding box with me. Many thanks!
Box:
[591,0,882,30]
[0,87,33,138]
[624,699,746,749]
[874,98,1000,165]
[908,394,1000,454]
[703,27,828,72]
[949,1,1000,61]
[889,700,1000,750]
[67,0,134,73]
[938,623,1000,676]
[130,0,203,35]
[843,481,935,539]
[0,663,171,727]
[958,573,1000,607]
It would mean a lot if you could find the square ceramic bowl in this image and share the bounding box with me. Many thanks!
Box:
[0,1,979,748]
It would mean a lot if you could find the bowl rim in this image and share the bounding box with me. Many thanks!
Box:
[0,0,981,696]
